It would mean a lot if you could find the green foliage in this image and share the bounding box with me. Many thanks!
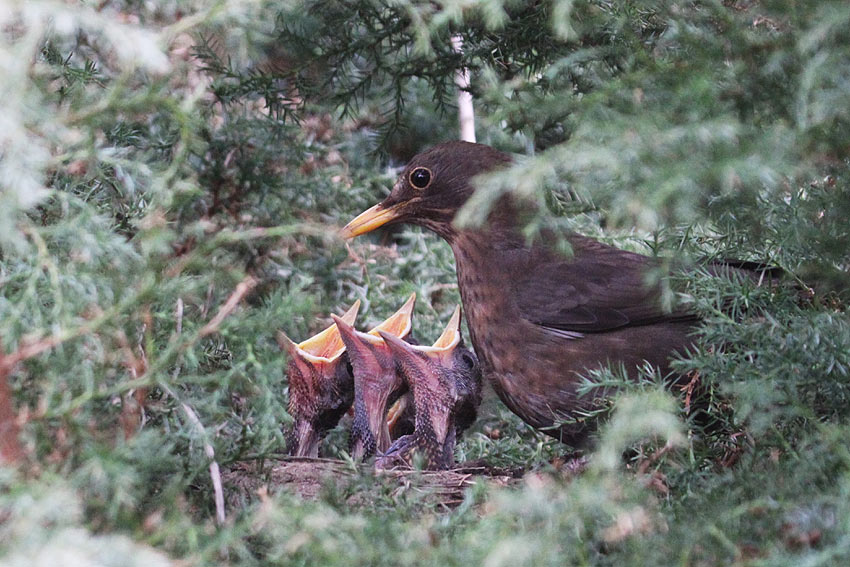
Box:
[2,0,850,566]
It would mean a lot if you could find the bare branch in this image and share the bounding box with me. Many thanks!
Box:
[0,354,24,464]
[200,276,258,337]
[451,34,475,143]
[161,382,227,526]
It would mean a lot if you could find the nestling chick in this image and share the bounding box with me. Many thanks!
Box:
[377,306,482,470]
[332,293,416,459]
[279,301,359,457]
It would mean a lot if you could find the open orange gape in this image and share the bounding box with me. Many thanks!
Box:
[281,296,481,469]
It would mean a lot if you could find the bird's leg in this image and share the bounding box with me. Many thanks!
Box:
[377,423,457,470]
[378,390,457,470]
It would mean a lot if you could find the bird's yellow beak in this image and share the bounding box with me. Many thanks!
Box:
[278,300,361,371]
[340,202,406,239]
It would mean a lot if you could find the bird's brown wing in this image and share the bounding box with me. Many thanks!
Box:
[511,238,696,335]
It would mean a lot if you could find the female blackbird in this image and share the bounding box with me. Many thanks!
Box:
[342,141,704,447]
[279,301,359,457]
[331,293,416,459]
[376,307,483,470]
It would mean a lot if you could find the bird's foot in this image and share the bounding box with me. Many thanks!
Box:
[375,434,415,469]
[375,433,454,470]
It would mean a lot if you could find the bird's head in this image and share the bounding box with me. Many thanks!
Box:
[341,141,511,241]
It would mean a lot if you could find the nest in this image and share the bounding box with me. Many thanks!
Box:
[223,457,523,509]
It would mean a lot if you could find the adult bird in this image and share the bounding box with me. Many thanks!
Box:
[341,141,751,447]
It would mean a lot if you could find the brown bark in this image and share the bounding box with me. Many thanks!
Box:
[0,348,24,464]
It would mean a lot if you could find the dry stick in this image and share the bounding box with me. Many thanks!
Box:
[161,382,226,526]
[0,331,81,371]
[0,352,25,464]
[200,277,257,337]
[175,297,184,335]
[451,34,475,143]
[165,277,256,526]
[115,314,155,439]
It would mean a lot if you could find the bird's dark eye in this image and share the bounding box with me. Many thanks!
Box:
[460,351,476,370]
[409,167,432,190]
